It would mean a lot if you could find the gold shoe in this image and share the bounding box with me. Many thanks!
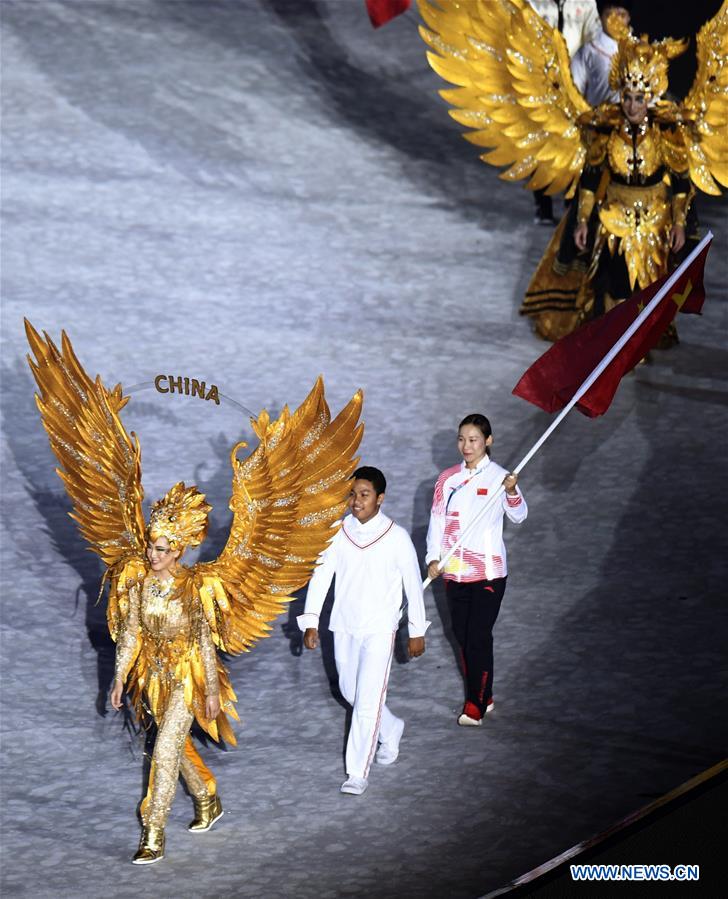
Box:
[188,793,223,833]
[132,825,165,865]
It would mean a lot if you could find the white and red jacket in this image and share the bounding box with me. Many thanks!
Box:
[298,511,430,638]
[426,457,527,583]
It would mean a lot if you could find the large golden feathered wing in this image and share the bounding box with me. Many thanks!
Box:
[193,377,364,657]
[171,377,363,745]
[419,0,591,196]
[27,321,364,744]
[25,320,146,569]
[679,0,728,195]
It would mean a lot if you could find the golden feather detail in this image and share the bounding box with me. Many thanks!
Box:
[25,319,146,569]
[419,0,590,196]
[419,0,727,199]
[196,375,364,654]
[680,0,728,195]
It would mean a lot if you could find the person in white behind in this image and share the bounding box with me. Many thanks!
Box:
[571,2,632,107]
[299,466,429,796]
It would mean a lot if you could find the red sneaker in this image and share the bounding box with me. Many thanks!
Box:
[458,701,483,726]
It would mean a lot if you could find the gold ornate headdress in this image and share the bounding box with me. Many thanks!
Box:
[608,16,688,100]
[148,482,211,550]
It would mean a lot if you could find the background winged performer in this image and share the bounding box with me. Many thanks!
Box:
[25,320,363,866]
[419,0,727,340]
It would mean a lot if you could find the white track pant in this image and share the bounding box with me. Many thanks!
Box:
[334,630,401,779]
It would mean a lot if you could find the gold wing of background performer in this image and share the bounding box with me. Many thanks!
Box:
[418,0,728,200]
[26,320,364,744]
[678,0,728,195]
[419,0,590,197]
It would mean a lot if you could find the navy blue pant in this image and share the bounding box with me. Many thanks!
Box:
[447,577,507,719]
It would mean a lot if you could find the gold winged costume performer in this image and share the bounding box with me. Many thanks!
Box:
[419,0,728,340]
[25,321,363,865]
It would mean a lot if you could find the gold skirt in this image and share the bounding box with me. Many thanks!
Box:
[520,214,593,342]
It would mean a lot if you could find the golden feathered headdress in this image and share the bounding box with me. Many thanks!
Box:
[148,482,211,550]
[608,15,688,100]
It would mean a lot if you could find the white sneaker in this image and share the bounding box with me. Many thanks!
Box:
[486,699,495,714]
[340,776,368,795]
[376,718,405,766]
[457,713,483,727]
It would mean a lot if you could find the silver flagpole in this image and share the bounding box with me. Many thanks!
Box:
[422,230,713,589]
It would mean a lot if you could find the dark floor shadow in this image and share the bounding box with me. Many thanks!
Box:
[284,573,345,699]
[281,588,306,657]
[0,0,486,225]
[411,428,461,674]
[264,0,492,216]
[262,0,553,324]
[173,0,557,323]
[293,578,350,765]
[0,358,132,724]
[506,360,728,800]
[0,0,606,332]
[510,398,634,493]
[316,583,345,708]
[317,583,353,768]
[634,380,728,407]
[1,1,259,186]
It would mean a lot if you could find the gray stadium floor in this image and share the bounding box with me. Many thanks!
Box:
[1,2,726,897]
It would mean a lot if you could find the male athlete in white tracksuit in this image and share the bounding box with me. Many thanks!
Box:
[299,466,429,795]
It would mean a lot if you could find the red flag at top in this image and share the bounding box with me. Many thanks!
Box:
[513,238,712,418]
[366,0,412,28]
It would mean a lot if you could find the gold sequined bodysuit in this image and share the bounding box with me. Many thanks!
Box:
[114,573,233,827]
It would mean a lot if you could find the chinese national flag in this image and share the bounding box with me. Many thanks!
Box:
[513,238,712,418]
[366,0,412,28]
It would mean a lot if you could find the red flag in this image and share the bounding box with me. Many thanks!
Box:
[513,239,711,418]
[366,0,411,28]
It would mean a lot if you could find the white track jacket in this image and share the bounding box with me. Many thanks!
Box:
[298,512,430,638]
[426,457,528,583]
